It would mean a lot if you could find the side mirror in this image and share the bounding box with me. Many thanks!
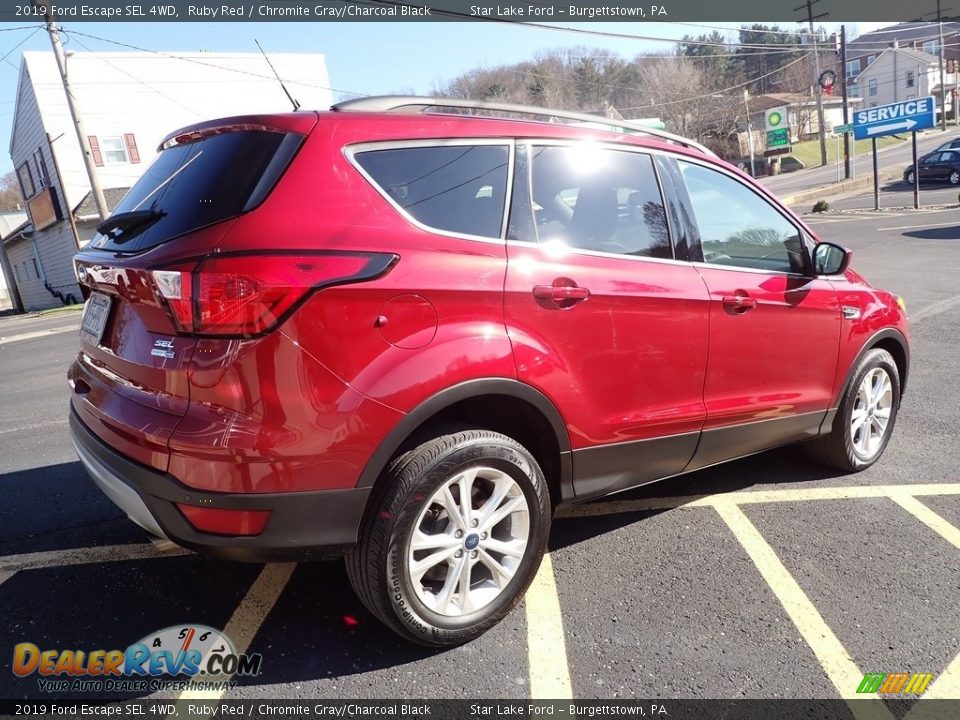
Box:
[812,242,851,276]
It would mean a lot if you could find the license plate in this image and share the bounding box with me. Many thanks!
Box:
[79,292,112,346]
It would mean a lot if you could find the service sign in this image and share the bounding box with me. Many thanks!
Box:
[852,97,936,140]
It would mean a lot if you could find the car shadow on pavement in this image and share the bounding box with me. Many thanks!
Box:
[549,445,848,552]
[902,225,960,240]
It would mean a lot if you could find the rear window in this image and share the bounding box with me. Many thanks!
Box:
[88,130,302,253]
[353,144,509,239]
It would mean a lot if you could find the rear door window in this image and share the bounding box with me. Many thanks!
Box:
[89,130,302,253]
[353,144,509,239]
[527,145,672,259]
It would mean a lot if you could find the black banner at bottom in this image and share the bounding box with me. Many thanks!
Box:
[1,699,958,720]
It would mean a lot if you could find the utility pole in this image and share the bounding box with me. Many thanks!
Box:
[840,25,851,179]
[743,89,756,176]
[938,0,947,131]
[797,0,828,167]
[34,0,108,222]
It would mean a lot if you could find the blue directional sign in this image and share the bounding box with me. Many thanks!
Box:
[853,97,936,140]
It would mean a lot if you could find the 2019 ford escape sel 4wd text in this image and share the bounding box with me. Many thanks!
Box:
[69,97,909,646]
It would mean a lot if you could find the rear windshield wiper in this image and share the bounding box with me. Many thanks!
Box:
[96,209,166,243]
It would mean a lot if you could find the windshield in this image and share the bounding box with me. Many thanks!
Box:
[88,129,302,252]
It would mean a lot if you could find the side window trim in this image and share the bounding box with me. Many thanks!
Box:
[676,156,812,276]
[344,138,515,244]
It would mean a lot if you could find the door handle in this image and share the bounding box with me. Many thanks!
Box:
[722,293,757,313]
[533,282,590,306]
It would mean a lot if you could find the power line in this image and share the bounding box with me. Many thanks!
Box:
[61,28,366,98]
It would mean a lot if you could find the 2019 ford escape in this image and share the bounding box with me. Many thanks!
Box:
[69,97,910,646]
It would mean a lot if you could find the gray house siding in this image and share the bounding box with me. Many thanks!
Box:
[7,237,50,311]
[9,64,81,310]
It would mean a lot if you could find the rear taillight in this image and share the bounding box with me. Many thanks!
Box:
[152,252,397,337]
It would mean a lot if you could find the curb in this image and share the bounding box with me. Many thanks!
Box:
[779,166,907,207]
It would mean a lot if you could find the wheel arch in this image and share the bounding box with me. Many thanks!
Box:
[835,328,910,406]
[356,379,573,508]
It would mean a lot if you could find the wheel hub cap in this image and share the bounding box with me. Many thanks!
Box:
[407,466,531,618]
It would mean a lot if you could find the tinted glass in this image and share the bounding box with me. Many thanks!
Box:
[529,145,671,259]
[355,145,509,239]
[679,161,805,274]
[90,130,300,253]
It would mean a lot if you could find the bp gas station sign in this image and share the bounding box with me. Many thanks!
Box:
[765,107,790,150]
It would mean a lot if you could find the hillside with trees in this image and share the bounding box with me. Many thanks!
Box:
[431,25,832,160]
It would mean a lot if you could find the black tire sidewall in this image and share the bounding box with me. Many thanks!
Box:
[839,350,901,470]
[385,438,549,643]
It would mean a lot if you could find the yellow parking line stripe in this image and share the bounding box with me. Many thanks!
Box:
[177,562,296,704]
[557,483,960,519]
[888,494,960,551]
[713,501,894,719]
[908,651,960,706]
[0,543,191,573]
[525,553,573,699]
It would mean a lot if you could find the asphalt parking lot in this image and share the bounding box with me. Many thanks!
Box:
[1,202,959,710]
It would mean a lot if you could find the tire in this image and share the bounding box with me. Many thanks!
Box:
[806,348,901,472]
[346,428,551,646]
[905,170,915,185]
[949,170,960,185]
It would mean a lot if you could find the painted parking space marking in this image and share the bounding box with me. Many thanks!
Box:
[712,501,895,719]
[0,542,191,586]
[0,325,79,345]
[525,552,573,699]
[888,494,960,550]
[176,562,296,707]
[912,294,960,322]
[878,220,960,231]
[557,482,960,706]
[557,482,960,518]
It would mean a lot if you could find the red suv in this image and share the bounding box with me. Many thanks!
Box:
[69,97,909,646]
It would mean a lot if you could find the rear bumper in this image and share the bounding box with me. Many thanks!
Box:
[69,408,370,562]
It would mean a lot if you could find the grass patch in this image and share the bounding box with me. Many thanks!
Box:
[786,134,906,169]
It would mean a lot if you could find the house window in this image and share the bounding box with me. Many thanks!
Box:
[88,134,140,166]
[31,258,40,280]
[867,54,877,65]
[16,161,34,199]
[846,59,861,78]
[868,79,878,96]
[906,71,916,88]
[100,136,128,164]
[849,84,860,97]
[907,94,916,100]
[13,263,22,282]
[33,147,49,187]
[923,40,940,55]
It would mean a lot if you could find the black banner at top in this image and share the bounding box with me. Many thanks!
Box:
[3,0,959,22]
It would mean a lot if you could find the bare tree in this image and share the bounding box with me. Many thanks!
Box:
[0,172,23,213]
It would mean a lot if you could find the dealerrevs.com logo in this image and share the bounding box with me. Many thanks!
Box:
[13,625,262,693]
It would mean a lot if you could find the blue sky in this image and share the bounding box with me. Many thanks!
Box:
[0,20,887,174]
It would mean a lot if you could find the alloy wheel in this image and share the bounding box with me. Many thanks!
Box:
[408,466,530,617]
[850,367,893,459]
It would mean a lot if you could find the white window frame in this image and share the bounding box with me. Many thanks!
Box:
[99,136,129,165]
[868,79,878,96]
[906,70,916,88]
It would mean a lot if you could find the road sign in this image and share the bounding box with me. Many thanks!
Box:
[766,128,790,148]
[833,123,853,134]
[852,97,936,140]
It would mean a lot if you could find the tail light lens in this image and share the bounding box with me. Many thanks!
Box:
[152,252,397,336]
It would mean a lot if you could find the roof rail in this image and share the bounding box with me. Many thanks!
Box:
[331,95,716,156]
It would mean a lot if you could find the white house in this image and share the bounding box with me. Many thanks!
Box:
[853,46,955,111]
[7,50,331,310]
